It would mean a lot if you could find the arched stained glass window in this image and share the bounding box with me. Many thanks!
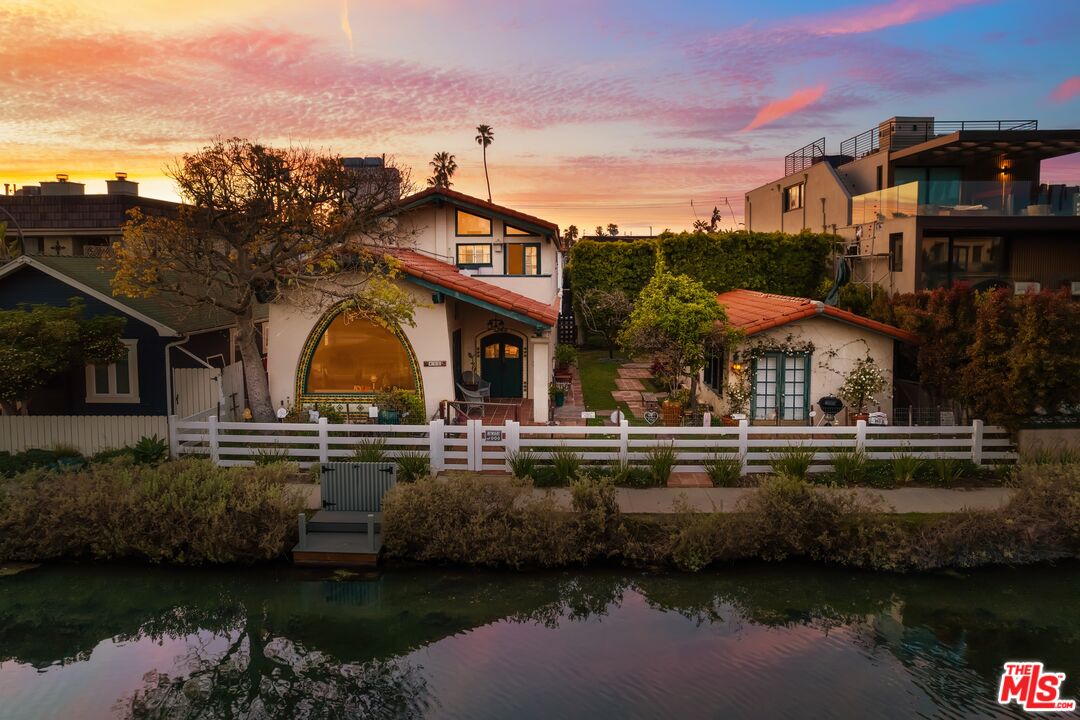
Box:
[304,314,417,394]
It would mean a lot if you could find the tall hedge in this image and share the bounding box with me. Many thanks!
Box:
[568,231,833,309]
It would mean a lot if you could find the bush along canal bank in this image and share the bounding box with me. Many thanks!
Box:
[0,458,1078,573]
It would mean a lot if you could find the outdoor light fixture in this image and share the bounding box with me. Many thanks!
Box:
[731,362,744,373]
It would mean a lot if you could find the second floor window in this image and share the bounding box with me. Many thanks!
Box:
[783,183,804,212]
[456,243,492,267]
[456,210,492,236]
[505,243,540,275]
[889,233,904,272]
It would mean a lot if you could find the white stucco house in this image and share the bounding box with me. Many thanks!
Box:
[698,290,918,424]
[266,188,563,424]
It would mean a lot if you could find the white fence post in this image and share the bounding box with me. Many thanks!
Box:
[971,419,984,465]
[702,411,711,427]
[317,417,329,466]
[168,414,179,458]
[504,420,520,471]
[467,418,481,472]
[618,419,629,463]
[855,420,867,453]
[738,419,749,474]
[429,419,445,472]
[208,415,220,465]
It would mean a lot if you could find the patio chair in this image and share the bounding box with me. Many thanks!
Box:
[461,371,492,399]
[456,383,487,417]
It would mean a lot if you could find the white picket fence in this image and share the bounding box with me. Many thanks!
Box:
[0,415,170,455]
[170,416,1015,473]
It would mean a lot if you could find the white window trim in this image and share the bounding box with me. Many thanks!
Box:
[85,339,140,403]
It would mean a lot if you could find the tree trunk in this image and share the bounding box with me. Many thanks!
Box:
[483,147,491,202]
[236,307,275,422]
[689,374,699,409]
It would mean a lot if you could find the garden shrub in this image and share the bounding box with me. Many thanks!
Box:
[830,450,868,486]
[507,449,538,480]
[0,459,303,564]
[644,443,678,486]
[770,445,815,480]
[395,450,431,483]
[704,451,743,487]
[549,446,583,484]
[890,451,922,485]
[351,437,388,463]
[132,435,168,466]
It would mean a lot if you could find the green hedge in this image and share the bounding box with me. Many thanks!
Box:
[382,464,1080,572]
[568,231,834,312]
[0,459,304,564]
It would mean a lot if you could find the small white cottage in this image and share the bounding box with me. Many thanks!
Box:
[265,188,563,423]
[698,290,917,424]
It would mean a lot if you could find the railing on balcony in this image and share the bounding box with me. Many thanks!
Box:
[783,138,825,177]
[839,120,1038,160]
[850,180,1079,225]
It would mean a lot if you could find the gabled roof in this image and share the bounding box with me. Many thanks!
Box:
[396,187,561,247]
[381,248,558,328]
[717,289,918,343]
[0,255,264,336]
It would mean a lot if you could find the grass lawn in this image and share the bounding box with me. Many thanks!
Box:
[576,349,664,424]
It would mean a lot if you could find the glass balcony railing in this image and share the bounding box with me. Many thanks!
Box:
[850,181,1080,225]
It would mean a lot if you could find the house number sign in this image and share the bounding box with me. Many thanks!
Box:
[423,360,447,367]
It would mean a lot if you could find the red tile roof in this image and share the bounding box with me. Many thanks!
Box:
[397,187,562,246]
[382,248,559,327]
[716,289,918,343]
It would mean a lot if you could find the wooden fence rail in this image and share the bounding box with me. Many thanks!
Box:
[0,415,170,455]
[171,416,1015,473]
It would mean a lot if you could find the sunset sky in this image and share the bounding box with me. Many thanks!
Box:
[1,0,1078,233]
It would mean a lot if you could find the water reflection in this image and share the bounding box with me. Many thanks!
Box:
[0,564,1077,719]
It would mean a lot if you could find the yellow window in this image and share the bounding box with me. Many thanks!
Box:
[505,244,539,275]
[306,314,415,393]
[456,210,492,236]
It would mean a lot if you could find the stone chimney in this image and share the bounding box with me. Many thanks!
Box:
[106,171,139,196]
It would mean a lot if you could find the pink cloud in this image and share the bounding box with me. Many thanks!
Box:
[1049,76,1080,102]
[741,85,827,132]
[807,0,990,36]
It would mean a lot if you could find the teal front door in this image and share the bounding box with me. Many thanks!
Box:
[480,334,524,398]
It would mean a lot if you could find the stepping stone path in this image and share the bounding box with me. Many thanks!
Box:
[610,362,655,417]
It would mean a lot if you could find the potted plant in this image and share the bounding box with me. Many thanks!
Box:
[549,383,567,408]
[663,387,690,426]
[554,344,578,372]
[838,356,888,424]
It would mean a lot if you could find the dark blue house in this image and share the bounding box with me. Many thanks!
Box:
[0,255,254,416]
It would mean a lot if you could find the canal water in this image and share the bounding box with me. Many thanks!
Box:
[0,562,1077,719]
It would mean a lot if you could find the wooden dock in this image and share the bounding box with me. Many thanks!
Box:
[292,511,383,568]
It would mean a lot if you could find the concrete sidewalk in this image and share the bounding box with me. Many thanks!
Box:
[540,486,1014,514]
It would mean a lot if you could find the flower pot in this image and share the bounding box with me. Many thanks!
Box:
[851,412,870,424]
[554,394,566,407]
[721,415,738,427]
[378,409,401,425]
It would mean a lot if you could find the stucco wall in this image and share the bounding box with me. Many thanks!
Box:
[745,161,852,234]
[266,281,453,420]
[397,203,559,304]
[697,315,896,423]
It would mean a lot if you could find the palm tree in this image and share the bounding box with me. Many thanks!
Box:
[427,151,457,188]
[474,124,494,201]
[562,225,579,246]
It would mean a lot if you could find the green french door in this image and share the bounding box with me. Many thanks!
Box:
[751,352,810,422]
[480,334,524,398]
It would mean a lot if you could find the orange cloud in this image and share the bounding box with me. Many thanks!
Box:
[1050,76,1080,103]
[741,85,826,132]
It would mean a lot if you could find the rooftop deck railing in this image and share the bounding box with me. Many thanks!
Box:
[850,180,1078,225]
[839,120,1038,161]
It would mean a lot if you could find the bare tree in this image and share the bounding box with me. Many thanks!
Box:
[113,139,418,421]
[576,288,633,359]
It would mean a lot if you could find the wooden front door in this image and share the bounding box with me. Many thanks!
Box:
[480,334,523,398]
